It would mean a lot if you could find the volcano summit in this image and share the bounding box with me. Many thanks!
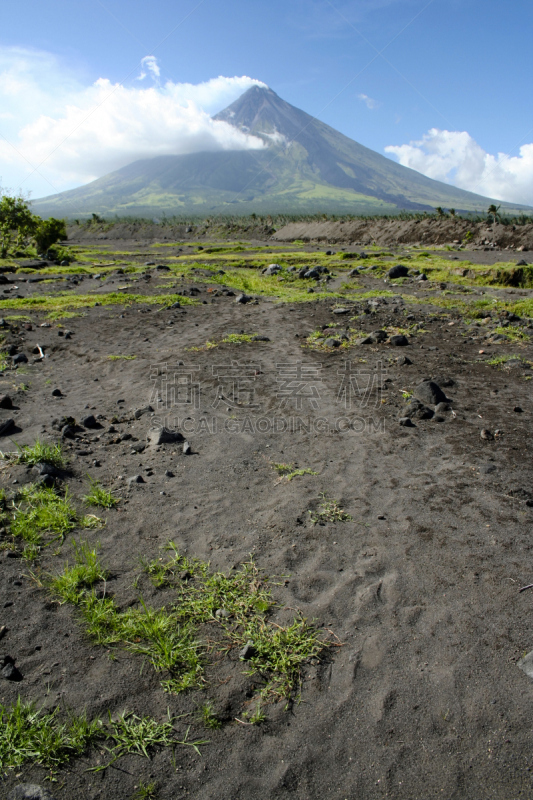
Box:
[32,86,529,218]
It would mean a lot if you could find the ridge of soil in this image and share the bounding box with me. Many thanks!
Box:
[66,218,533,249]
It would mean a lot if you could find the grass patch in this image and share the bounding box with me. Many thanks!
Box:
[492,325,529,342]
[5,439,65,468]
[48,540,109,605]
[187,333,265,351]
[221,333,257,344]
[0,699,204,776]
[107,354,137,361]
[0,351,10,371]
[132,781,159,800]
[198,701,222,730]
[303,328,367,351]
[47,310,86,321]
[0,291,197,314]
[485,354,526,366]
[0,480,102,561]
[83,477,120,508]
[0,697,102,772]
[309,494,352,524]
[177,262,348,303]
[10,485,80,560]
[53,544,326,704]
[272,463,318,481]
[104,710,205,767]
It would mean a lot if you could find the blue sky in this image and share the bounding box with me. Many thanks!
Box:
[1,0,532,203]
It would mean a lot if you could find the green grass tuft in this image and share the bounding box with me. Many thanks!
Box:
[1,480,102,561]
[309,494,352,524]
[485,354,526,366]
[0,697,102,772]
[83,478,120,508]
[8,439,65,468]
[198,701,222,730]
[272,462,318,481]
[48,541,109,604]
[132,781,159,800]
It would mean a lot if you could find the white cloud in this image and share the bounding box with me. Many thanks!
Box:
[137,55,161,83]
[0,47,267,198]
[358,93,378,110]
[385,128,533,206]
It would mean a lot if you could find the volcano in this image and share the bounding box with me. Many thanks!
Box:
[32,85,529,218]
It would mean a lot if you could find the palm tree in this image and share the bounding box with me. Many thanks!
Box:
[487,204,501,225]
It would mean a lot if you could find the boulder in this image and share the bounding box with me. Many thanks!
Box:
[402,399,434,420]
[0,419,15,436]
[388,265,409,279]
[264,264,282,275]
[147,428,185,446]
[413,380,447,406]
[389,334,409,346]
[399,417,415,427]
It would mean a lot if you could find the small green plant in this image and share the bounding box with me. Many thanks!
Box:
[0,351,10,371]
[401,390,413,400]
[48,541,109,604]
[108,711,180,761]
[107,354,137,361]
[83,477,120,509]
[7,439,65,468]
[3,483,100,561]
[47,310,85,321]
[188,333,262,351]
[492,325,528,342]
[247,704,266,725]
[220,333,256,344]
[0,698,204,776]
[0,697,102,771]
[198,701,222,730]
[132,782,158,800]
[272,463,318,481]
[96,710,206,771]
[309,494,352,524]
[486,354,524,366]
[11,484,79,556]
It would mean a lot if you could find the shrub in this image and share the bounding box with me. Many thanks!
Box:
[34,217,67,253]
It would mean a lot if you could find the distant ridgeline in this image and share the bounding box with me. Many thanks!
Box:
[32,86,532,219]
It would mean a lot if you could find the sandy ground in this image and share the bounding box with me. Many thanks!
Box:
[1,243,533,800]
